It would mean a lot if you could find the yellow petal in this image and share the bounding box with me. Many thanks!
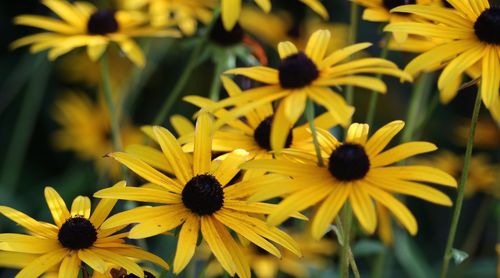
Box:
[16,248,68,278]
[173,215,200,273]
[0,234,60,253]
[94,186,181,204]
[0,206,58,238]
[225,67,279,84]
[346,123,370,145]
[70,196,91,218]
[277,41,298,59]
[200,216,237,275]
[365,120,405,157]
[221,0,241,30]
[305,29,331,65]
[311,185,349,239]
[211,149,249,186]
[58,252,80,278]
[90,181,125,228]
[370,166,457,187]
[350,185,377,234]
[370,141,437,167]
[481,46,500,108]
[90,248,143,277]
[44,187,70,228]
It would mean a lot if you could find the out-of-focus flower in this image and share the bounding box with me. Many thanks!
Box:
[11,0,180,67]
[94,113,303,278]
[384,1,500,117]
[242,121,457,239]
[120,0,215,36]
[220,0,329,30]
[454,118,500,149]
[352,0,444,23]
[202,231,336,278]
[0,183,169,277]
[206,29,411,150]
[239,7,348,52]
[52,92,143,179]
[415,151,500,198]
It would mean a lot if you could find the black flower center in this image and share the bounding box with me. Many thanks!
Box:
[182,174,224,215]
[474,7,500,45]
[253,116,293,150]
[209,17,244,46]
[122,271,156,278]
[382,0,416,10]
[328,143,370,181]
[87,11,119,35]
[58,217,97,250]
[278,52,319,89]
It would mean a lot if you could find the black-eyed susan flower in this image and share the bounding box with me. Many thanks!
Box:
[11,0,180,67]
[206,29,411,149]
[415,151,500,198]
[384,1,500,112]
[184,77,340,157]
[220,0,328,30]
[0,183,168,278]
[120,0,215,36]
[352,0,445,23]
[94,112,302,278]
[242,120,457,239]
[52,92,142,179]
[202,231,336,278]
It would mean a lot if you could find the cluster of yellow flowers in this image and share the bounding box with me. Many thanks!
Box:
[1,0,499,277]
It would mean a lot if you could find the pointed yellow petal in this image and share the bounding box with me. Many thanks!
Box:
[221,0,241,30]
[370,166,457,187]
[90,181,125,228]
[305,29,331,65]
[0,234,60,253]
[90,248,143,277]
[0,206,58,238]
[173,215,200,273]
[112,247,169,270]
[365,120,405,157]
[200,216,237,275]
[44,187,70,228]
[94,186,181,204]
[193,112,213,175]
[370,141,437,167]
[277,41,298,59]
[320,42,372,69]
[211,149,249,186]
[16,248,68,278]
[311,185,349,239]
[350,185,377,234]
[58,251,80,278]
[225,67,279,84]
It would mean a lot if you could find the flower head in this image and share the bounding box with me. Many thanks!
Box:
[0,183,168,277]
[205,29,411,150]
[352,0,445,23]
[11,0,180,67]
[384,1,500,120]
[94,112,302,278]
[242,121,457,239]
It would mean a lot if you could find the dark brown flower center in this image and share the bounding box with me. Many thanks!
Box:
[58,217,97,250]
[182,174,224,215]
[87,10,119,35]
[278,52,319,89]
[474,7,500,45]
[253,116,293,150]
[328,143,370,181]
[209,17,244,46]
[382,0,416,10]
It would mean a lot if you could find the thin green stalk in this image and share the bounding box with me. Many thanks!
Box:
[372,248,387,278]
[0,55,50,195]
[401,73,434,143]
[208,52,227,101]
[345,2,360,104]
[440,89,482,278]
[336,215,360,278]
[100,52,123,152]
[365,34,391,127]
[339,204,358,278]
[305,99,324,167]
[153,10,220,125]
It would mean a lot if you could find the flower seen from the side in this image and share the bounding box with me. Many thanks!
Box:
[384,0,500,116]
[0,183,168,278]
[11,0,180,67]
[94,112,302,278]
[207,29,411,149]
[242,121,457,239]
[352,0,445,23]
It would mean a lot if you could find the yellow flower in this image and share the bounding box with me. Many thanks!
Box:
[184,77,340,158]
[94,112,302,278]
[0,183,168,278]
[415,151,500,198]
[202,231,336,278]
[206,29,411,149]
[239,6,349,52]
[52,92,143,179]
[120,0,215,36]
[11,0,180,67]
[242,121,457,239]
[352,0,445,23]
[453,118,500,149]
[384,1,500,111]
[220,0,329,30]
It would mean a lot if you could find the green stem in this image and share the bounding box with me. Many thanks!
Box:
[345,2,360,105]
[339,203,354,278]
[153,10,220,125]
[305,99,324,167]
[372,248,387,278]
[401,73,434,143]
[208,52,226,101]
[100,52,123,151]
[365,34,391,127]
[440,88,482,278]
[0,55,50,195]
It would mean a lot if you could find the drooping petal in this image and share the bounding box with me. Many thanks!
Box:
[173,215,200,274]
[58,252,80,278]
[200,216,237,276]
[311,185,349,239]
[16,248,68,278]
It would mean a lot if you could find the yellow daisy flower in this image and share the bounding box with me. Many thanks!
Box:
[184,77,340,158]
[221,0,329,30]
[52,92,143,179]
[415,151,500,198]
[0,183,168,278]
[384,1,500,109]
[202,231,336,278]
[11,0,180,67]
[120,0,215,36]
[94,112,302,278]
[352,0,444,23]
[206,29,411,149]
[242,120,457,239]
